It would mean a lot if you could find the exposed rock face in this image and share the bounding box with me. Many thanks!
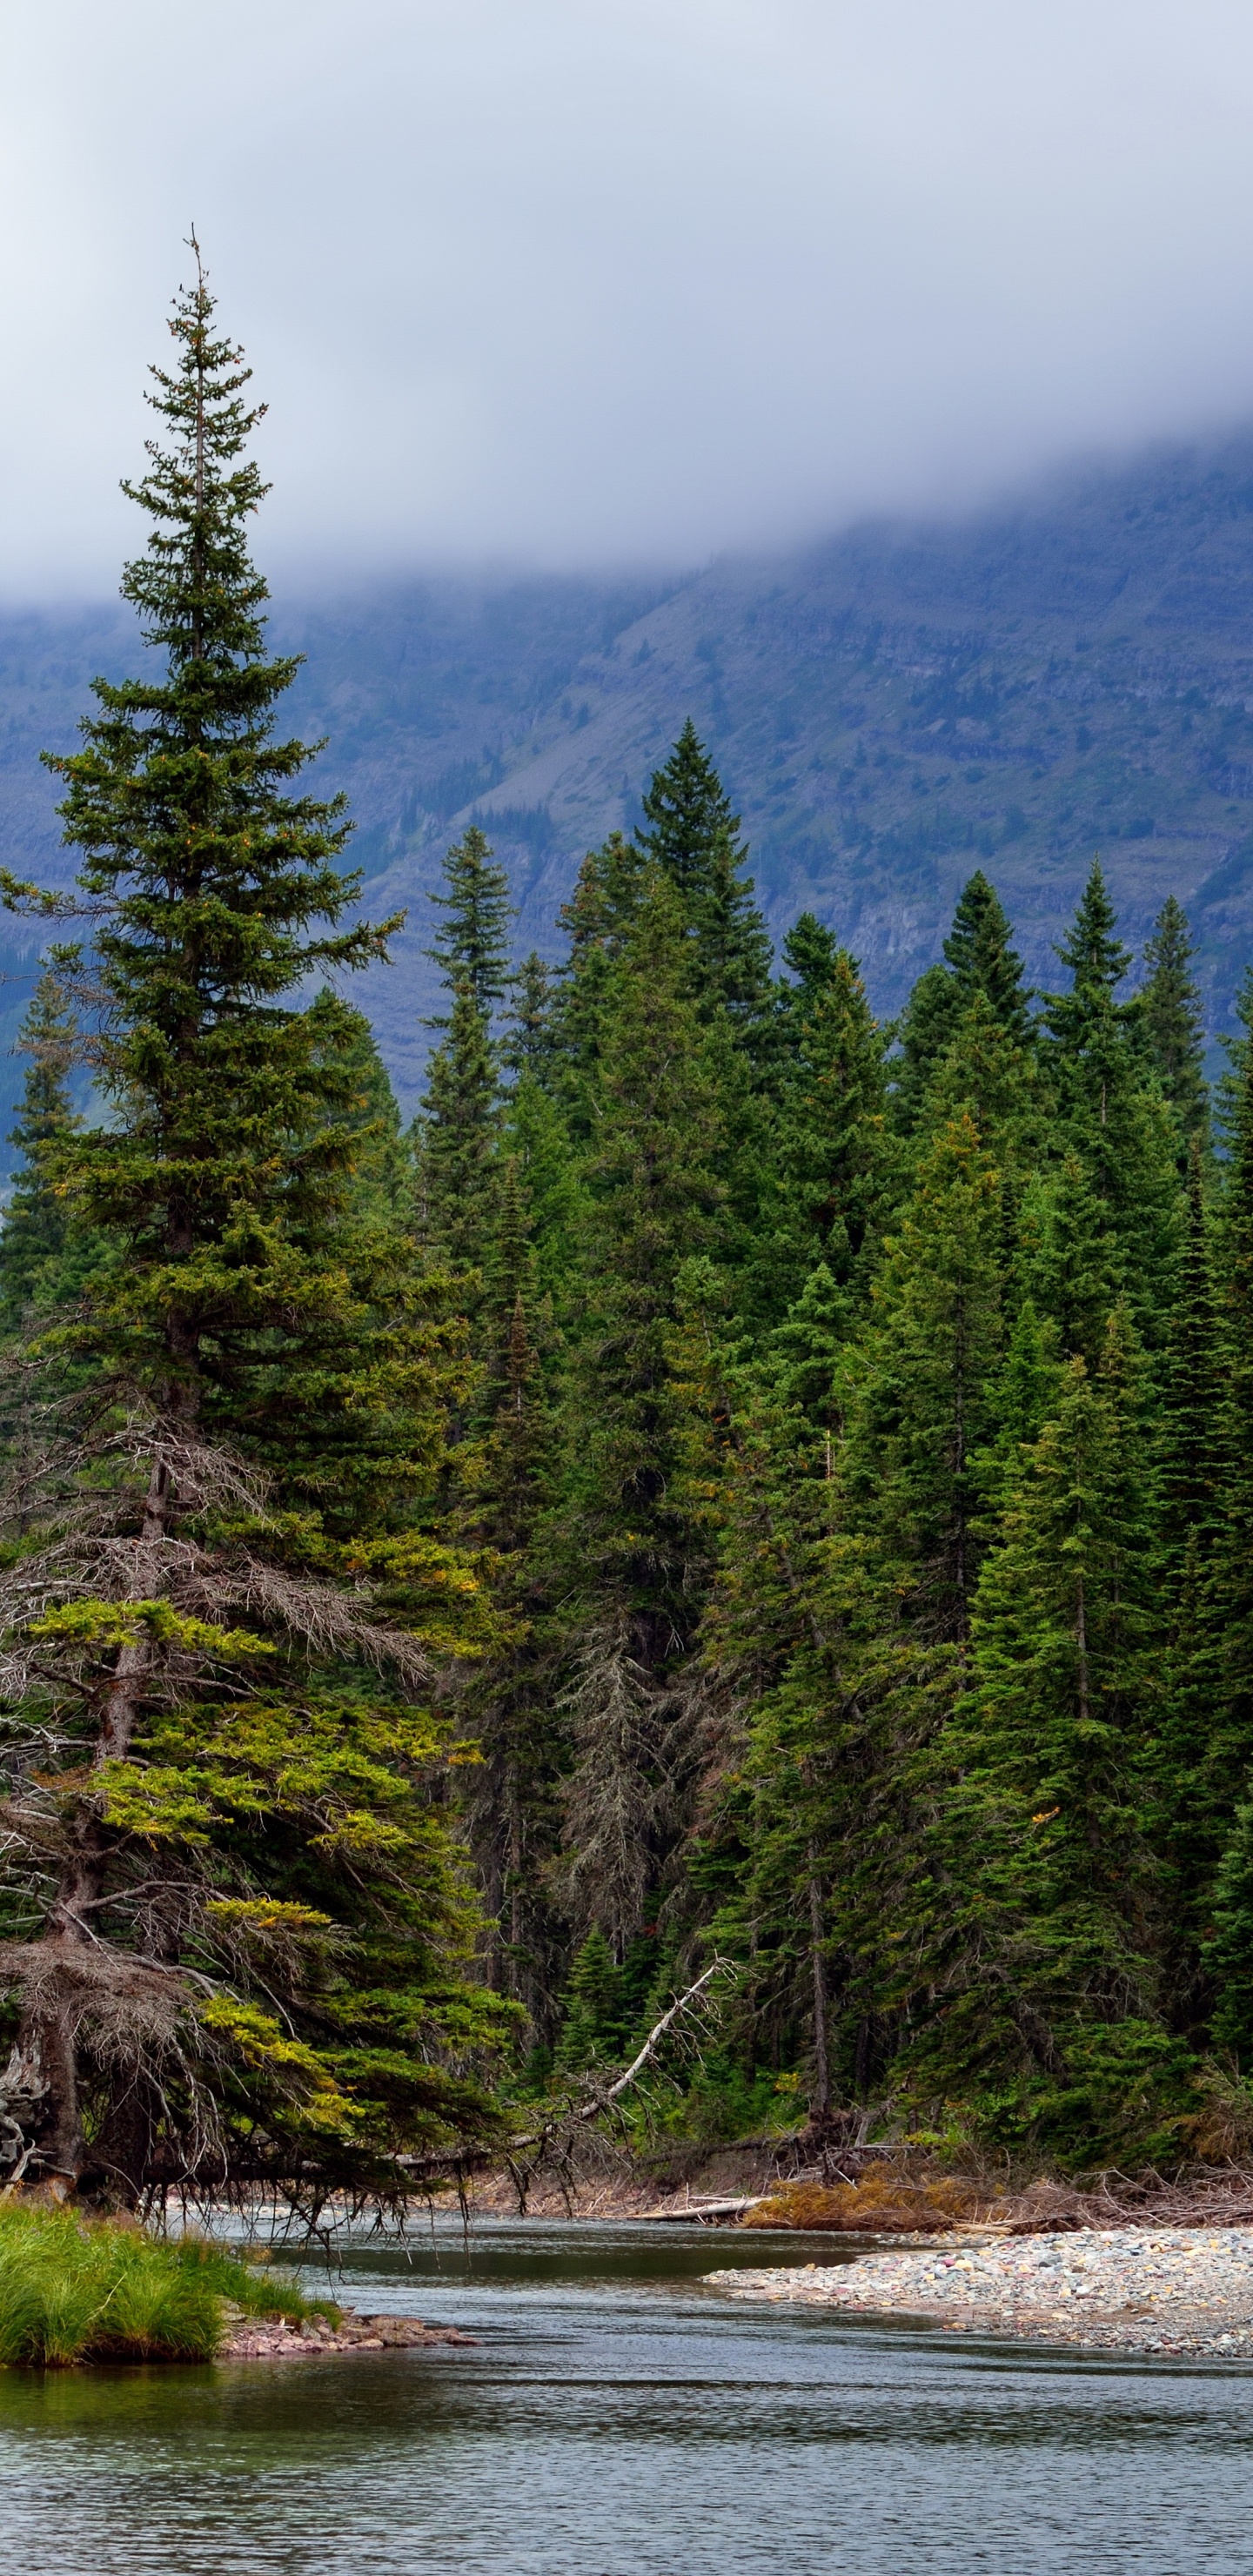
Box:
[13,430,1253,1132]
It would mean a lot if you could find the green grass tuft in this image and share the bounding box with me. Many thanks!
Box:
[0,2203,336,2367]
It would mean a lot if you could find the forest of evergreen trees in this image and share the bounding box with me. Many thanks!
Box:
[4,264,1253,2207]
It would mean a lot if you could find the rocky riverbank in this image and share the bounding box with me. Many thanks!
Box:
[705,2227,1253,2357]
[220,2304,479,2360]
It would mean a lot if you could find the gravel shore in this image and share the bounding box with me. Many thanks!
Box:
[705,2227,1253,2357]
[221,2306,478,2360]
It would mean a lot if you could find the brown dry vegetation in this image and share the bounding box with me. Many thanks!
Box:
[741,2158,1253,2236]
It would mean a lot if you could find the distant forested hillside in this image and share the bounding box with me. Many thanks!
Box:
[9,431,1253,1124]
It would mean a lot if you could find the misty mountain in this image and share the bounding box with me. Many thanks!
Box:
[7,431,1253,1124]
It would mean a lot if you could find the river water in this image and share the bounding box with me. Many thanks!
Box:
[3,2217,1253,2575]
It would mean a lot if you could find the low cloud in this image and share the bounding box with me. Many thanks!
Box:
[4,0,1253,591]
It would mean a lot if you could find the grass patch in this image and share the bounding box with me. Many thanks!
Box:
[0,2202,337,2366]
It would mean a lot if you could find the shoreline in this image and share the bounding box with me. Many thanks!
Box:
[704,2227,1253,2358]
[218,2305,479,2361]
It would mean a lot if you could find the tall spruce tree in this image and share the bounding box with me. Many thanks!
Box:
[845,1111,1006,1643]
[546,832,647,1140]
[425,823,514,1025]
[1209,1036,1253,1853]
[1042,862,1183,1342]
[891,873,1031,1133]
[1139,895,1209,1147]
[942,869,1033,1038]
[924,1311,1176,2156]
[551,870,723,1950]
[637,721,774,1027]
[504,949,555,1081]
[750,947,892,1332]
[0,254,507,2204]
[414,982,501,1277]
[1145,1140,1229,2016]
[412,831,519,1274]
[0,972,85,1317]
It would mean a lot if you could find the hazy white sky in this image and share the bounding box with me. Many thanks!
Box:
[5,0,1253,592]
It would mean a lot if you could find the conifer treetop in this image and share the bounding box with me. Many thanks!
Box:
[637,721,773,1022]
[1053,857,1132,1003]
[1139,894,1209,1140]
[943,870,1032,1036]
[638,720,745,890]
[425,824,515,1023]
[781,911,841,1001]
[43,242,390,1003]
[121,229,271,676]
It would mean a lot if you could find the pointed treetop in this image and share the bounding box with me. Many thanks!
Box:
[637,721,773,1022]
[415,976,501,1273]
[781,912,841,1003]
[1054,858,1132,1001]
[503,949,554,1078]
[425,825,515,1023]
[637,719,742,894]
[1139,895,1209,1142]
[943,871,1032,1036]
[121,237,272,671]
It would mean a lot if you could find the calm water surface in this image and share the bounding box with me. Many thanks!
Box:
[3,2217,1253,2575]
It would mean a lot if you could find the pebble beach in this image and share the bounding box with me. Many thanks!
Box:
[220,2305,478,2360]
[705,2227,1253,2357]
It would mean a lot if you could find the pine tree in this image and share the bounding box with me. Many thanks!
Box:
[551,871,723,1948]
[504,949,555,1080]
[0,254,506,2203]
[308,989,408,1218]
[781,911,840,1002]
[0,971,85,1316]
[845,1111,1006,1642]
[1207,1801,1253,2065]
[1161,1141,1224,1566]
[695,1345,953,2110]
[546,832,647,1138]
[889,964,965,1134]
[637,721,774,1026]
[425,824,514,1025]
[1206,1036,1253,1904]
[1147,1139,1228,2016]
[924,1311,1176,2157]
[457,1147,565,2014]
[891,874,1031,1135]
[942,869,1033,1038]
[1026,1147,1124,1366]
[918,989,1040,1169]
[1138,895,1209,1146]
[750,947,892,1332]
[1051,857,1133,1013]
[414,981,501,1276]
[553,1926,626,2070]
[1042,862,1183,1342]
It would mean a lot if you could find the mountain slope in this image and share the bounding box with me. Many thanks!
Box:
[8,432,1253,1120]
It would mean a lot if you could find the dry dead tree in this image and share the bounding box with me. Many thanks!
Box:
[495,1957,738,2213]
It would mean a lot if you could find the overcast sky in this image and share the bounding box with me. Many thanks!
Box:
[5,0,1253,594]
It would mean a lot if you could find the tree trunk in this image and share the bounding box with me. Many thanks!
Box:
[11,1446,179,2184]
[807,1855,831,2116]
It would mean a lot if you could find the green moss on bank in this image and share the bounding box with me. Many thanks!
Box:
[0,2204,336,2366]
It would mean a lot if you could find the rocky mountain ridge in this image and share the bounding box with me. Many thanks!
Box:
[7,430,1253,1119]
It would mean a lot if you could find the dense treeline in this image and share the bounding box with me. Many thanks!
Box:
[406,750,1253,2170]
[4,275,1253,2206]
